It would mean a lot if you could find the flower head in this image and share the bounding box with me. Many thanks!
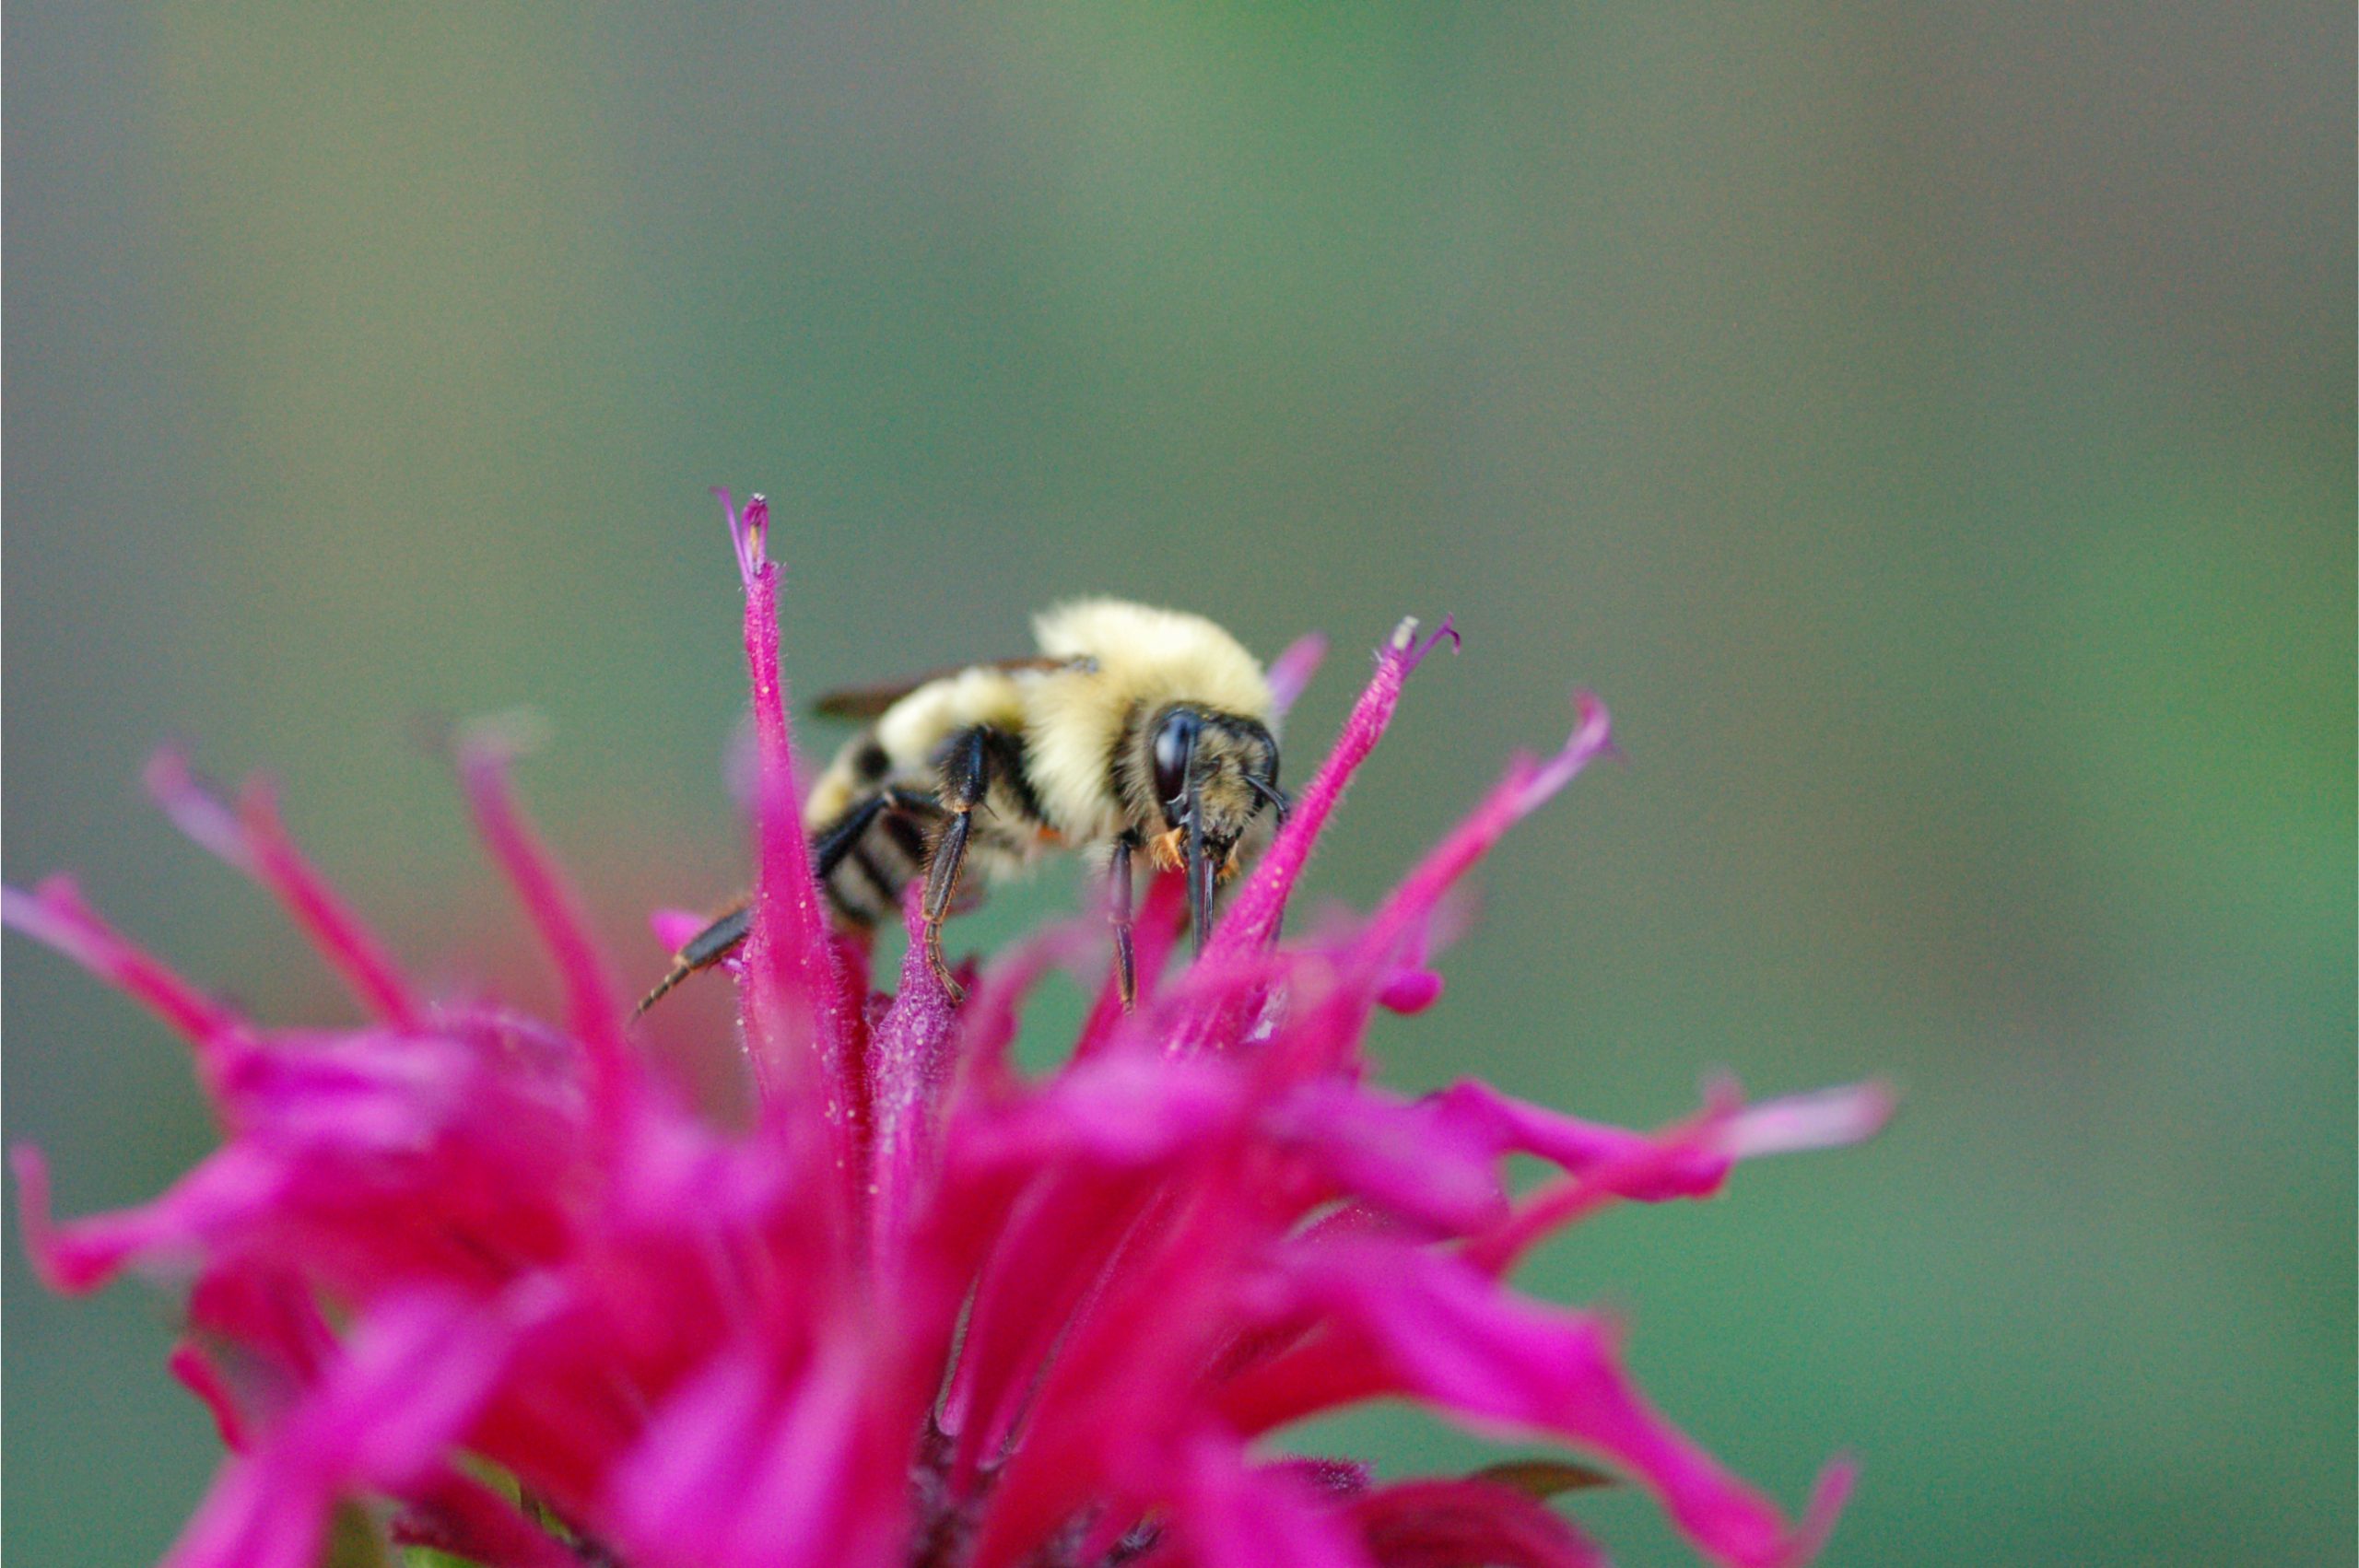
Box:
[10,491,1890,1568]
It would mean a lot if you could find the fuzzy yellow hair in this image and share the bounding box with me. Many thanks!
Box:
[1020,599,1273,845]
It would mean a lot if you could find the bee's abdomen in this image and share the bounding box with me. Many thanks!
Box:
[806,722,1052,931]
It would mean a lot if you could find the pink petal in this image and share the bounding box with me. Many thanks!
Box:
[1353,692,1611,971]
[235,776,422,1027]
[607,1347,775,1550]
[611,1339,905,1568]
[1376,967,1445,1014]
[165,1290,523,1568]
[720,1343,907,1568]
[1210,615,1459,962]
[1268,1081,1506,1235]
[1463,1081,1893,1278]
[454,728,633,1116]
[651,907,710,954]
[169,1341,251,1450]
[1266,631,1330,718]
[14,1141,290,1293]
[955,1051,1247,1171]
[1720,1082,1897,1159]
[2,876,244,1075]
[147,747,421,1027]
[1431,1081,1729,1201]
[868,890,962,1247]
[167,1265,337,1447]
[717,487,859,1129]
[1174,1433,1380,1568]
[966,1195,1270,1564]
[146,744,256,872]
[1236,1241,1843,1568]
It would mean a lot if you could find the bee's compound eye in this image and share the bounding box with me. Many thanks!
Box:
[1151,709,1201,812]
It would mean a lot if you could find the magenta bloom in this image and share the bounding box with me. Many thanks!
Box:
[10,494,1889,1568]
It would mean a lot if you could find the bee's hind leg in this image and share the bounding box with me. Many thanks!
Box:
[633,786,943,1021]
[632,902,752,1019]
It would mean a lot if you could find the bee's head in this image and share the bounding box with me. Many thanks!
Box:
[1139,704,1286,954]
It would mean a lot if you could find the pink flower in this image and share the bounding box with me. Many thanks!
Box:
[9,492,1891,1568]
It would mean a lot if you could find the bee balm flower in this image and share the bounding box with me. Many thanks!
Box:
[9,492,1890,1568]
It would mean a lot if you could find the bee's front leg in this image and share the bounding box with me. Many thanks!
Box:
[1108,828,1143,1012]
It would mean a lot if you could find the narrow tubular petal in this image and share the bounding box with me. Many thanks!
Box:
[454,735,633,1113]
[14,1142,291,1293]
[611,1340,905,1568]
[1721,1082,1897,1158]
[1430,1080,1730,1201]
[170,1340,252,1449]
[1463,1081,1895,1278]
[721,1344,910,1568]
[167,1264,337,1449]
[868,893,960,1251]
[1265,631,1331,719]
[147,749,422,1026]
[237,778,422,1027]
[965,1196,1262,1566]
[1231,1242,1841,1568]
[146,745,257,872]
[1462,1113,1742,1280]
[1356,692,1612,965]
[1209,616,1457,962]
[164,1291,521,1568]
[3,876,244,1071]
[1267,1081,1507,1235]
[722,488,858,1126]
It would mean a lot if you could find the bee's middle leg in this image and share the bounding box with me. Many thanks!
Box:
[814,785,942,885]
[920,726,1018,1001]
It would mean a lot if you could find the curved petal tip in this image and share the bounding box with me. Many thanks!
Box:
[1389,614,1461,671]
[714,488,769,585]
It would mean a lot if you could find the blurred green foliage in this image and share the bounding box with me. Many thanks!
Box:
[7,5,2350,1563]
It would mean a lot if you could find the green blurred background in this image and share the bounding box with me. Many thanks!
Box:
[6,6,2351,1563]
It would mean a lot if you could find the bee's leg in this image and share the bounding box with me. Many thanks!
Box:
[635,787,944,1021]
[1109,828,1143,1012]
[812,787,941,881]
[827,785,950,921]
[920,727,1010,1002]
[631,901,751,1019]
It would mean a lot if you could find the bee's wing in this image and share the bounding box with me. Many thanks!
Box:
[810,656,1074,720]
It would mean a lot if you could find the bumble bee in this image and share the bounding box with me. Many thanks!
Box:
[636,599,1288,1016]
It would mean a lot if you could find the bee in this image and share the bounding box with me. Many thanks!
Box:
[636,599,1289,1016]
